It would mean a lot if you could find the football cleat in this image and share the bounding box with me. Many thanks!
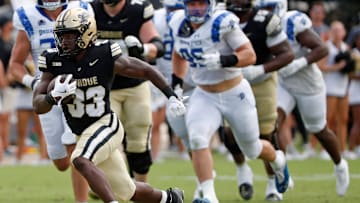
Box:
[273,151,290,193]
[239,183,253,200]
[265,177,283,202]
[166,188,184,203]
[193,198,211,203]
[335,159,349,196]
[236,163,254,200]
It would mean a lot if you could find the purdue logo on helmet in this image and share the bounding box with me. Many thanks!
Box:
[54,8,97,56]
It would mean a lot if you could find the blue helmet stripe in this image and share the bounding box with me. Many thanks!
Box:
[17,7,34,38]
[211,12,228,43]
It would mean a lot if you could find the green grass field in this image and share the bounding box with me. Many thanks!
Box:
[0,153,359,203]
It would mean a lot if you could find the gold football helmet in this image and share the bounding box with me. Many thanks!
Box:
[54,7,97,56]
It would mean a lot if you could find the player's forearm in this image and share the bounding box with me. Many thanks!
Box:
[33,94,54,114]
[306,44,328,65]
[235,43,257,67]
[8,61,27,82]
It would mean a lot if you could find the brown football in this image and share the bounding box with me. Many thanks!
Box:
[47,74,76,104]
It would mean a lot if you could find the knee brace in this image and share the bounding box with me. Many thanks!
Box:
[260,128,280,150]
[126,150,153,175]
[222,127,242,154]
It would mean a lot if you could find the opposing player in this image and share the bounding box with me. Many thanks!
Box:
[8,0,92,202]
[222,0,294,200]
[257,0,350,197]
[33,7,185,203]
[90,0,165,182]
[151,0,185,161]
[169,0,290,202]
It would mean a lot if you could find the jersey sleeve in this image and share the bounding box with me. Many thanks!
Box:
[219,12,249,50]
[38,49,57,73]
[12,7,26,31]
[291,11,312,36]
[110,41,123,60]
[142,0,155,22]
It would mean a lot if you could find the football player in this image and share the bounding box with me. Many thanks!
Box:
[151,0,185,161]
[90,0,165,182]
[33,7,185,203]
[8,0,93,202]
[257,0,350,197]
[169,0,290,202]
[223,0,294,201]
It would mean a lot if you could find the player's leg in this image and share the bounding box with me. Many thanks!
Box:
[39,106,89,202]
[14,89,33,163]
[295,91,349,196]
[186,88,222,203]
[32,112,48,162]
[71,113,123,202]
[15,108,31,163]
[225,79,290,194]
[150,83,167,161]
[121,82,153,182]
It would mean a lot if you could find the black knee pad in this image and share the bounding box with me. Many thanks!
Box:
[223,127,242,154]
[126,150,153,175]
[260,129,280,150]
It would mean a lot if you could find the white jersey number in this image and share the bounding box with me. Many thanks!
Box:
[67,86,106,118]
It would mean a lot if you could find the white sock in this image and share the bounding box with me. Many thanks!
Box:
[160,190,167,203]
[270,150,285,170]
[201,179,216,200]
[108,201,118,203]
[336,158,345,168]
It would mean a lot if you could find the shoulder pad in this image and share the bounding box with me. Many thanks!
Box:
[284,11,312,38]
[266,14,282,37]
[213,10,240,35]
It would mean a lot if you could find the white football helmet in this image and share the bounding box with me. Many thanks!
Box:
[163,0,184,10]
[37,0,68,11]
[256,0,287,18]
[54,7,97,56]
[184,0,216,24]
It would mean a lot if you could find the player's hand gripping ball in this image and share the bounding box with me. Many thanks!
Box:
[47,74,77,105]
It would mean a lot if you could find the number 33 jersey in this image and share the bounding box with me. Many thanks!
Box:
[38,41,122,135]
[168,9,249,85]
[12,0,93,78]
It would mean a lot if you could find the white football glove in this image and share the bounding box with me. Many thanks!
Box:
[199,52,222,70]
[278,57,308,78]
[167,96,186,117]
[50,74,77,104]
[241,65,265,81]
[124,35,145,58]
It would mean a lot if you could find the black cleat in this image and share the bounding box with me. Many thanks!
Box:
[265,193,282,201]
[239,183,254,200]
[166,188,184,203]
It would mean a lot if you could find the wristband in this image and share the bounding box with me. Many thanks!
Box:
[160,86,177,99]
[142,44,150,57]
[220,54,238,67]
[171,74,183,89]
[22,74,35,89]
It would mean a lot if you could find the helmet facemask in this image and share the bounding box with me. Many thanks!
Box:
[184,0,214,24]
[226,0,254,16]
[37,0,68,11]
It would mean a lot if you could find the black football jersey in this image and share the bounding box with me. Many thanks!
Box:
[243,9,282,65]
[38,41,122,135]
[91,0,154,89]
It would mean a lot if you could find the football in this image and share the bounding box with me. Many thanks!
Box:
[47,74,76,105]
